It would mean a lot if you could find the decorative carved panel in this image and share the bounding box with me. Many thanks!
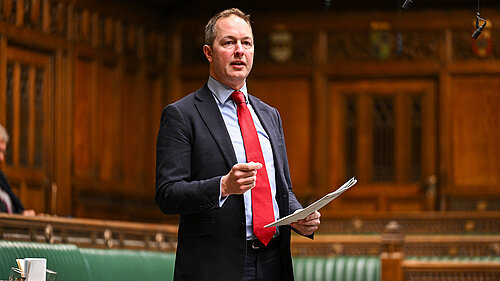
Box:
[453,28,500,60]
[328,30,441,62]
[2,46,52,213]
[254,31,314,64]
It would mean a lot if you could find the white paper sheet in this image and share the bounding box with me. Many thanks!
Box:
[25,258,47,281]
[264,177,357,228]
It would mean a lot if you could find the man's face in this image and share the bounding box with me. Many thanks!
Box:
[204,15,254,90]
[0,140,6,163]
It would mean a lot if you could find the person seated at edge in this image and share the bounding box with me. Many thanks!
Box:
[0,124,35,216]
[155,8,320,281]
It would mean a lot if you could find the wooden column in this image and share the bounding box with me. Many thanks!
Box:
[380,221,404,281]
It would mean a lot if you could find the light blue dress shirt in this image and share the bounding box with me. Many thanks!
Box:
[207,76,279,240]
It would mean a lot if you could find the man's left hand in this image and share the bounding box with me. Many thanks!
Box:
[290,211,321,236]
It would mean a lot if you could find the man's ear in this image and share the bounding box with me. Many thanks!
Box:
[203,45,213,62]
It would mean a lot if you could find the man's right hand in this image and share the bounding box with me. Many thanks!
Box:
[221,162,262,197]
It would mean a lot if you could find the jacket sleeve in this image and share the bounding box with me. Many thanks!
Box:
[155,104,221,215]
[0,172,25,213]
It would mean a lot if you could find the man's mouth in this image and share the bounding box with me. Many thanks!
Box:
[231,61,245,66]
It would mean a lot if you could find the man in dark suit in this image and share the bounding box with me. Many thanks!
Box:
[155,8,320,281]
[0,124,34,215]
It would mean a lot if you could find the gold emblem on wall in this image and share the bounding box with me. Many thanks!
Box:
[269,24,293,63]
[370,21,392,60]
[472,19,493,58]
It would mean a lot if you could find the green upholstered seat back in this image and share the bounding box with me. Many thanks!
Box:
[0,240,91,281]
[79,248,175,281]
[293,256,380,281]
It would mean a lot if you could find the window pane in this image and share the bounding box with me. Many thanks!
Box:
[372,96,395,182]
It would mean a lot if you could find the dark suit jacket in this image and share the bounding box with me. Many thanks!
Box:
[155,84,303,281]
[0,171,24,214]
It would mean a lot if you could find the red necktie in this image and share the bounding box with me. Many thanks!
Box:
[231,91,276,245]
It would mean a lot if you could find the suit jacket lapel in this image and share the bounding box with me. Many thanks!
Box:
[249,95,281,159]
[194,85,238,168]
[249,95,287,195]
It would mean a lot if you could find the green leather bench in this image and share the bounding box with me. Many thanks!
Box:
[0,241,91,280]
[292,256,380,281]
[80,248,175,281]
[0,240,175,281]
[1,241,382,281]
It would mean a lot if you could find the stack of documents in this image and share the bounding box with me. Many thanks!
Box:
[265,177,357,228]
[16,258,47,281]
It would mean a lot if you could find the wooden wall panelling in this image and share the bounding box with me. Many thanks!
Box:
[14,0,23,27]
[437,28,453,210]
[29,0,41,28]
[0,0,170,220]
[41,0,50,33]
[70,4,169,220]
[310,70,329,197]
[97,61,120,182]
[72,56,92,180]
[328,80,346,194]
[142,70,165,193]
[131,65,148,191]
[249,78,312,198]
[327,80,436,212]
[4,46,53,213]
[121,66,141,188]
[310,31,329,196]
[395,93,409,183]
[53,49,72,215]
[447,75,500,210]
[0,36,6,127]
[1,0,14,23]
[10,61,20,165]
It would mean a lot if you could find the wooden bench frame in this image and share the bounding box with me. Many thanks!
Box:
[0,213,178,251]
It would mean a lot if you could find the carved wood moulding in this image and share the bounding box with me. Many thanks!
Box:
[319,213,500,234]
[328,30,441,62]
[0,213,178,252]
[0,0,167,64]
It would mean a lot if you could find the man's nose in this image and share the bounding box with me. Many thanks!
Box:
[234,42,243,55]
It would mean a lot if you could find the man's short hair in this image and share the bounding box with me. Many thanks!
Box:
[204,8,252,47]
[0,124,8,143]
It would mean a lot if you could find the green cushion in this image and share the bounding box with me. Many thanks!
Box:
[0,240,91,281]
[292,256,380,281]
[79,248,175,281]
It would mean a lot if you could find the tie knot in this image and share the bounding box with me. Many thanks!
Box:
[231,91,246,105]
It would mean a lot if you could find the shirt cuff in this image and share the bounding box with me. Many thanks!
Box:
[219,177,228,207]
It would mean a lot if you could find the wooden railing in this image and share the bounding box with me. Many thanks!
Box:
[2,213,500,280]
[380,221,500,281]
[401,260,500,281]
[292,233,500,257]
[0,213,178,251]
[319,211,500,234]
[293,214,500,281]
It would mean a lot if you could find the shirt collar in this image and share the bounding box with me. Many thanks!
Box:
[208,76,249,105]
